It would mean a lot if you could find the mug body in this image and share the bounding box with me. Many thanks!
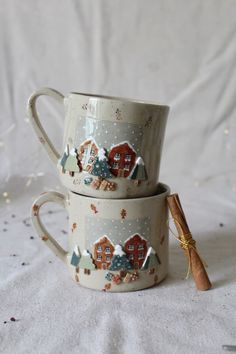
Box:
[58,93,169,198]
[66,183,170,292]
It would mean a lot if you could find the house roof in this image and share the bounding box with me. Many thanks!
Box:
[124,233,147,244]
[93,235,114,246]
[109,141,136,154]
[79,137,99,149]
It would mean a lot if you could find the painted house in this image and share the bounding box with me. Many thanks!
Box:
[93,236,115,269]
[124,234,147,269]
[108,142,136,177]
[78,138,99,171]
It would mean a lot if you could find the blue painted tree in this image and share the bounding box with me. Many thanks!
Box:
[141,247,161,270]
[70,245,81,267]
[109,245,132,270]
[129,157,148,184]
[60,145,69,173]
[91,148,113,179]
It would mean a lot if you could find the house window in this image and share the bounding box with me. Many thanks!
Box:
[97,246,102,253]
[97,255,102,261]
[105,247,111,254]
[124,164,130,171]
[138,253,144,260]
[128,245,134,251]
[138,244,144,250]
[125,154,132,161]
[88,157,94,164]
[112,162,119,169]
[114,153,121,161]
[129,254,134,260]
[106,255,111,261]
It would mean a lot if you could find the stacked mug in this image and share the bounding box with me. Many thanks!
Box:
[28,88,170,292]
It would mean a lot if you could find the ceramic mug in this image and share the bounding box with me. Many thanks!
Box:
[27,88,169,198]
[31,183,170,292]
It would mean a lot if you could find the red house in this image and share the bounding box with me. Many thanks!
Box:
[108,142,136,177]
[124,234,148,269]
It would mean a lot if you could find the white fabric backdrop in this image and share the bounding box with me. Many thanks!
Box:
[0,1,236,353]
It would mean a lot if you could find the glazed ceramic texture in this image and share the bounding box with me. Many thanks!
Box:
[27,88,169,198]
[31,183,170,292]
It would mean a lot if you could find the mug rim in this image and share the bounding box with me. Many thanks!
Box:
[69,92,169,110]
[70,182,170,202]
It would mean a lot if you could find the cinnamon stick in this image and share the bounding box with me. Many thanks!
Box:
[167,193,212,291]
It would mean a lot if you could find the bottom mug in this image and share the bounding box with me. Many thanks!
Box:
[31,183,170,292]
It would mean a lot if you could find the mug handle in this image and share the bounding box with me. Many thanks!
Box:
[31,191,68,263]
[27,88,65,164]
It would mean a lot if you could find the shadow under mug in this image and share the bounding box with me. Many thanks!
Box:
[31,183,170,292]
[27,88,169,198]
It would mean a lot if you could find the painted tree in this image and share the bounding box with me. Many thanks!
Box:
[64,148,82,176]
[78,250,96,271]
[141,247,161,270]
[60,145,69,173]
[109,245,132,271]
[70,245,81,267]
[129,157,148,184]
[91,148,113,179]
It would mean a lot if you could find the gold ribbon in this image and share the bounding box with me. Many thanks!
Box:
[168,218,207,279]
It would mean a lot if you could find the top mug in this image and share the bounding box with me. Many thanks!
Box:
[27,88,169,198]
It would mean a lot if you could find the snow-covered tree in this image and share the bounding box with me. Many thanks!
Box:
[129,157,148,183]
[141,247,161,270]
[70,245,81,267]
[109,245,132,270]
[64,148,81,176]
[60,145,69,173]
[91,148,113,179]
[78,250,96,270]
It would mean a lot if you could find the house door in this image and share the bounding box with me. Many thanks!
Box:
[117,169,124,177]
[102,263,107,270]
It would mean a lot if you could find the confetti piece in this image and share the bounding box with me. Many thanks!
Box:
[10,317,16,322]
[3,192,8,197]
[30,236,34,239]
